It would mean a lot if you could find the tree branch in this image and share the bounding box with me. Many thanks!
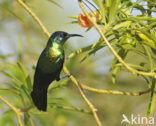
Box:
[81,84,151,96]
[0,96,23,126]
[63,66,102,126]
[16,0,50,37]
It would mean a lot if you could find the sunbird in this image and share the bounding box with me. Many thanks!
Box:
[31,31,82,111]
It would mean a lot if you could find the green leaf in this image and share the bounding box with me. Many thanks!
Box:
[3,82,20,94]
[110,48,127,84]
[0,4,24,23]
[68,39,104,59]
[92,0,99,7]
[25,75,32,92]
[48,97,68,105]
[0,111,16,126]
[24,112,35,126]
[17,61,28,78]
[113,21,132,30]
[150,22,156,28]
[20,85,30,99]
[147,79,156,116]
[17,61,32,90]
[16,35,24,61]
[112,65,120,84]
[133,4,146,14]
[0,53,14,59]
[0,70,23,87]
[93,0,106,23]
[48,79,70,93]
[80,43,105,62]
[47,0,62,8]
[68,15,78,19]
[136,31,156,49]
[66,21,78,24]
[49,103,91,114]
[108,0,120,23]
[105,0,112,7]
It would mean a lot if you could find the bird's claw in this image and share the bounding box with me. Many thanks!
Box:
[67,72,71,77]
[60,73,71,80]
[56,77,60,81]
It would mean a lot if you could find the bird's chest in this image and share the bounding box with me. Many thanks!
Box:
[46,48,62,62]
[38,48,64,73]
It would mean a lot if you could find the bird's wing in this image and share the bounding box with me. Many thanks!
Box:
[33,56,64,89]
[33,64,56,90]
[55,53,65,80]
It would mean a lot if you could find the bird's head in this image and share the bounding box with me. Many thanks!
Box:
[48,31,83,46]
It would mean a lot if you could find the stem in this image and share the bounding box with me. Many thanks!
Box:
[0,96,23,126]
[63,66,102,126]
[81,84,151,96]
[16,0,50,37]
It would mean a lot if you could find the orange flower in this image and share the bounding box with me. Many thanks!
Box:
[78,14,92,28]
[78,11,101,31]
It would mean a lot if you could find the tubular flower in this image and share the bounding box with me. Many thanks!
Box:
[78,10,102,31]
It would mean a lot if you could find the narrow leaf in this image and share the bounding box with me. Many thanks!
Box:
[47,0,62,8]
[17,61,28,77]
[147,79,156,116]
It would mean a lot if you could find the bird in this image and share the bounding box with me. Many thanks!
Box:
[31,31,82,111]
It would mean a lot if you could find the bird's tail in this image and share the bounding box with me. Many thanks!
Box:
[31,88,47,111]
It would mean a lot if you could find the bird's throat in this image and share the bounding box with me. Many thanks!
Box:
[52,42,62,49]
[48,42,63,59]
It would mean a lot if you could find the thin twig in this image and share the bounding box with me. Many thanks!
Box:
[78,0,156,78]
[16,0,102,125]
[50,104,92,114]
[0,96,23,126]
[16,0,50,37]
[63,66,102,126]
[81,84,151,96]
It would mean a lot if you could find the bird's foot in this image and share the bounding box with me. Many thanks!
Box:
[56,77,60,81]
[60,73,71,80]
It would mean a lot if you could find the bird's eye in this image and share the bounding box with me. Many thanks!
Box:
[58,34,63,40]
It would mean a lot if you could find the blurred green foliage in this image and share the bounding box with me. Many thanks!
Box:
[0,0,156,126]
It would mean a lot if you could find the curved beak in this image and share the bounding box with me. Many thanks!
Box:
[68,34,83,37]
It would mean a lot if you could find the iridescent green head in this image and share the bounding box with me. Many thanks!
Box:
[47,31,83,46]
